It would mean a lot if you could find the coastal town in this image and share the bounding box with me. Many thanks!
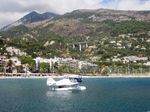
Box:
[1,31,150,76]
[0,54,98,75]
[0,41,150,76]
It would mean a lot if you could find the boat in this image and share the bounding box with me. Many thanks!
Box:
[64,74,82,83]
[47,78,86,91]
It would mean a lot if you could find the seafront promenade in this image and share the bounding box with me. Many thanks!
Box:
[1,73,150,78]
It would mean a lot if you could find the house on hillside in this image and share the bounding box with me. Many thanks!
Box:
[9,57,22,73]
[78,61,97,70]
[0,55,6,67]
[6,47,27,56]
[144,62,150,66]
[123,56,148,63]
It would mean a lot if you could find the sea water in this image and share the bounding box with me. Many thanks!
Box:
[0,78,150,112]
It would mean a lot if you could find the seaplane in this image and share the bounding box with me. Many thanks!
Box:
[47,78,86,91]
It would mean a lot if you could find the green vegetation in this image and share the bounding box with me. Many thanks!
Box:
[1,9,150,75]
[20,56,35,71]
[1,25,29,37]
[105,21,150,36]
[39,62,50,73]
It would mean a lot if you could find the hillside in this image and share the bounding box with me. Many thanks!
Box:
[0,8,150,62]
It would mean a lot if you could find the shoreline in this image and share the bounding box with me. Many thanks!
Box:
[1,74,150,79]
[0,73,150,79]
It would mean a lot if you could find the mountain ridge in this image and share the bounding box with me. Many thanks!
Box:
[2,8,150,31]
[1,11,58,31]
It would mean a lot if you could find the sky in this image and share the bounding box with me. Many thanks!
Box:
[0,0,150,28]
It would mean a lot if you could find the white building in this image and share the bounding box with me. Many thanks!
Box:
[0,55,6,67]
[7,57,22,73]
[10,57,21,66]
[123,56,148,63]
[112,58,121,62]
[78,61,97,69]
[144,62,150,66]
[34,57,98,70]
[6,47,27,56]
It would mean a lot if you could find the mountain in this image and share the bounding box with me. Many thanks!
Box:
[20,11,57,23]
[61,9,150,22]
[1,11,58,31]
[37,9,150,37]
[2,9,150,32]
[1,9,150,60]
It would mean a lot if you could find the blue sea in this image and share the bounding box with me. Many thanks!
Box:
[0,78,150,112]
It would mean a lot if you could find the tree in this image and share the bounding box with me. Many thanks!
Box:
[39,62,50,73]
[100,65,110,76]
[20,56,35,71]
[7,59,13,73]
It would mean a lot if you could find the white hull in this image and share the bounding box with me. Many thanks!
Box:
[50,86,86,91]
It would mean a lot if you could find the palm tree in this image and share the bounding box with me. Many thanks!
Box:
[100,65,110,76]
[7,59,13,73]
